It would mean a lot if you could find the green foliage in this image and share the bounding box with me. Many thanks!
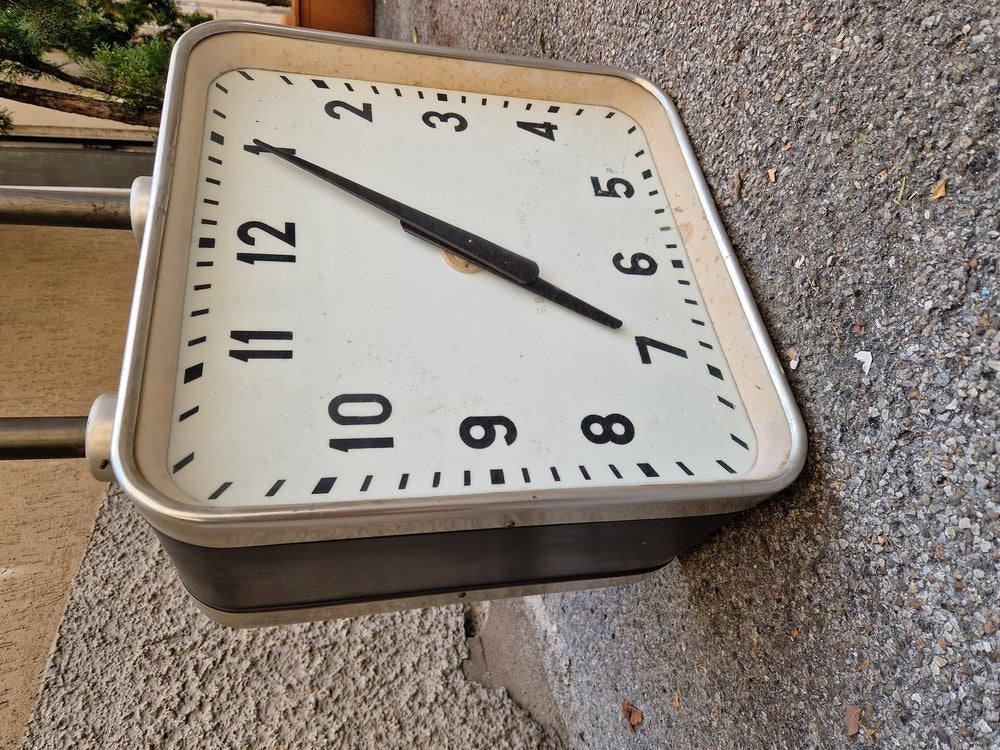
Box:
[0,106,12,135]
[0,0,211,123]
[0,5,49,79]
[86,38,173,111]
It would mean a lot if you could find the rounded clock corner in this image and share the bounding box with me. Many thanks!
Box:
[753,407,809,496]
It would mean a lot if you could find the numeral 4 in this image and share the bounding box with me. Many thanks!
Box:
[516,120,557,141]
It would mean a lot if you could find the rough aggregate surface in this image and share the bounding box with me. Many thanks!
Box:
[380,0,999,748]
[21,489,561,749]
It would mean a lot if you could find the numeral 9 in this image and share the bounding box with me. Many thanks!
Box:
[459,416,516,448]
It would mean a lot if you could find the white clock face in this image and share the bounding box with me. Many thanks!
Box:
[164,67,757,506]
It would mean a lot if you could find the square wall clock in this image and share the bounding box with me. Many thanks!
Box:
[112,20,806,625]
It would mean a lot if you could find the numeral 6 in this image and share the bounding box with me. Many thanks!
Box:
[612,252,658,275]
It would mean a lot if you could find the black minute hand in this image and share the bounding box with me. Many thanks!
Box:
[252,139,623,329]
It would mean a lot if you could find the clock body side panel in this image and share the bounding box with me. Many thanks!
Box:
[156,511,739,621]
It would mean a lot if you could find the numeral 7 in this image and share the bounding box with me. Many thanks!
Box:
[635,335,686,363]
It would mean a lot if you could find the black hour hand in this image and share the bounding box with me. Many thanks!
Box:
[252,139,623,329]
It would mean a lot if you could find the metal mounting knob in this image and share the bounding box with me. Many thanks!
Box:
[85,393,117,482]
[130,176,152,245]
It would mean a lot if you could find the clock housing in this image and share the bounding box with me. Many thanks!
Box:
[112,21,805,624]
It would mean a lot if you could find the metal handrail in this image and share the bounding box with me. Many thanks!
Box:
[1,180,149,463]
[0,185,132,229]
[0,417,89,459]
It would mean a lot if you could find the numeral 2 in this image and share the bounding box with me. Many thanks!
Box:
[325,100,373,122]
[237,221,296,246]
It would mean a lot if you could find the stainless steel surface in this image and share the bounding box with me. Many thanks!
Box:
[0,185,132,229]
[112,20,806,549]
[655,92,808,482]
[129,176,152,245]
[85,394,117,481]
[0,417,88,459]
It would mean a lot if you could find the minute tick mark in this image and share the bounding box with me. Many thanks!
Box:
[312,477,336,494]
[638,463,659,478]
[183,363,203,383]
[208,481,232,499]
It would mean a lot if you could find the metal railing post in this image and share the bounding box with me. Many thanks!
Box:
[0,185,132,230]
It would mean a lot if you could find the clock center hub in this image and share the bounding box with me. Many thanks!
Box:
[443,251,482,274]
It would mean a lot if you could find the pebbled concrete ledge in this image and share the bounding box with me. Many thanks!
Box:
[380,1,999,748]
[21,488,562,749]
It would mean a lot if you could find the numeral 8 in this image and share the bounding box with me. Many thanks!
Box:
[580,413,635,444]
